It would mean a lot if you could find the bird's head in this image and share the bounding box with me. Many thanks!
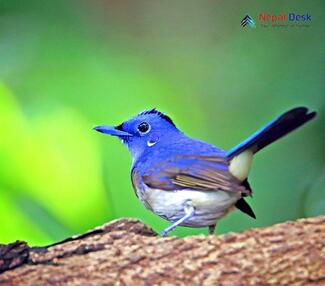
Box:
[94,109,181,160]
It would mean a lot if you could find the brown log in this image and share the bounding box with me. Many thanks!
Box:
[0,216,324,286]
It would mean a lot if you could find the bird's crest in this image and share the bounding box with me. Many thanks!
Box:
[138,108,176,127]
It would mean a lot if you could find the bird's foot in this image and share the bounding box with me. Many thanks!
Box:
[160,200,195,237]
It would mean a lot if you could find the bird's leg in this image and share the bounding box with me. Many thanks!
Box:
[160,200,195,237]
[208,224,216,235]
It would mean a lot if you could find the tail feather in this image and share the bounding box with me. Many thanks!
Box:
[235,198,256,219]
[227,107,316,159]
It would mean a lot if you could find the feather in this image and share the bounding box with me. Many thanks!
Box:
[138,108,176,127]
[235,198,256,219]
[227,107,316,159]
[141,154,250,196]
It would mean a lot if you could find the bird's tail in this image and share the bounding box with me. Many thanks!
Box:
[227,107,316,160]
[228,107,316,219]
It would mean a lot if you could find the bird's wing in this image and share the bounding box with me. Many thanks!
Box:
[140,154,250,195]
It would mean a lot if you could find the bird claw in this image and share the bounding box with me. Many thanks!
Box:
[159,200,195,237]
[160,230,168,237]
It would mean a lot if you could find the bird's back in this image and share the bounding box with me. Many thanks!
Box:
[133,134,227,173]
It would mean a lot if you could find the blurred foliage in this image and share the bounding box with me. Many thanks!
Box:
[0,0,324,245]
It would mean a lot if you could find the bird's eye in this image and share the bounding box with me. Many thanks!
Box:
[137,122,150,134]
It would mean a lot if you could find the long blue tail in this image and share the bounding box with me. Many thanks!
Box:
[227,107,316,159]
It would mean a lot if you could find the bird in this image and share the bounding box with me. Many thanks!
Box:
[94,107,316,236]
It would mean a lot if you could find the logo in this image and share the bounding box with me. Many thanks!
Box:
[241,13,312,29]
[259,13,311,23]
[241,15,256,28]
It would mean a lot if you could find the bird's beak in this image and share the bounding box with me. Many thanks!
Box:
[93,125,132,137]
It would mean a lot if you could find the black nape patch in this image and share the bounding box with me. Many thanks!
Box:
[138,108,176,127]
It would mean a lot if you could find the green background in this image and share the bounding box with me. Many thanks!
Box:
[0,0,324,246]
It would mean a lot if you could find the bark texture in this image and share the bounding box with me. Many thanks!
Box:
[0,216,324,286]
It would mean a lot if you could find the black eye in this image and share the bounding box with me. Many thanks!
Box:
[138,122,150,133]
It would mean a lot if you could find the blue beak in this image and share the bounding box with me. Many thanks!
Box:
[93,125,132,137]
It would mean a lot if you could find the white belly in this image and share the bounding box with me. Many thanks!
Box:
[139,187,240,227]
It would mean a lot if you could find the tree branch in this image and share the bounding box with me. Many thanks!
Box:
[0,216,324,285]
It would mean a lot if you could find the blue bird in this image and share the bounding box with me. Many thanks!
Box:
[94,107,316,236]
